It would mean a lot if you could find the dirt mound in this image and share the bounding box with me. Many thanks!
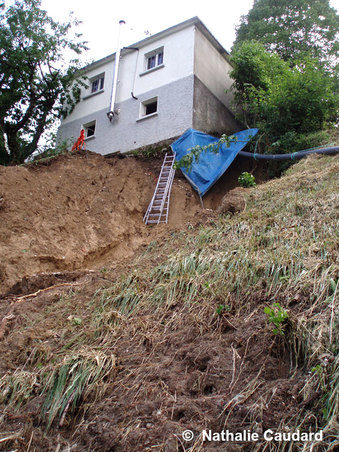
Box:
[0,151,265,295]
[0,280,307,452]
[217,187,246,215]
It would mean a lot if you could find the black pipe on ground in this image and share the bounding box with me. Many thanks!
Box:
[238,146,339,160]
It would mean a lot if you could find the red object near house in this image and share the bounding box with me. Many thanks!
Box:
[72,129,86,152]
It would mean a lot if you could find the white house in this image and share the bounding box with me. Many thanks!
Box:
[57,17,242,155]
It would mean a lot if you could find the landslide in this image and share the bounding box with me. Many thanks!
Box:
[0,150,263,295]
[0,154,337,452]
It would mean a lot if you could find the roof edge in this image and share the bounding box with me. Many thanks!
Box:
[81,16,230,73]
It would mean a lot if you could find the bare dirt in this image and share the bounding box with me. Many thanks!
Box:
[0,150,264,296]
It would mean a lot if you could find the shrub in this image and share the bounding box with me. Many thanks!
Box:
[238,172,256,188]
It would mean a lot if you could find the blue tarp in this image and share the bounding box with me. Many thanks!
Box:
[171,128,259,197]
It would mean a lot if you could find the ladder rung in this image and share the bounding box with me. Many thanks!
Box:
[144,152,176,225]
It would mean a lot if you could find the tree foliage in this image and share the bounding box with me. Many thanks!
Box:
[0,0,87,165]
[230,41,338,153]
[233,0,339,67]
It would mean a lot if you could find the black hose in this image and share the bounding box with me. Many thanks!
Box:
[238,146,339,160]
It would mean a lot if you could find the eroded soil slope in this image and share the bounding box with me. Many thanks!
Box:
[0,155,337,451]
[0,151,263,295]
[0,152,199,294]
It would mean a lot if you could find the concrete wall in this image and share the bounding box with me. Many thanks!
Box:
[193,76,242,135]
[58,75,194,154]
[194,27,235,111]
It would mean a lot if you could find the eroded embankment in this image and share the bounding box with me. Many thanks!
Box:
[0,150,264,295]
[0,155,337,452]
[0,152,197,294]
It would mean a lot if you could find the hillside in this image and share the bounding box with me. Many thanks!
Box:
[0,151,262,296]
[0,152,338,451]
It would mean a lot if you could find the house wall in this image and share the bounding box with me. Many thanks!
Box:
[194,27,235,108]
[58,75,194,154]
[193,76,242,135]
[193,27,241,134]
[58,26,196,154]
[118,26,195,102]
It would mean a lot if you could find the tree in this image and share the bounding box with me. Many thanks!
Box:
[230,41,338,153]
[0,0,87,165]
[233,0,339,67]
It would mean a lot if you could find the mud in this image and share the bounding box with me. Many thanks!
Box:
[0,151,265,295]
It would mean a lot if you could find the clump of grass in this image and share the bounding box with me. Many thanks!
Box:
[238,171,256,187]
[41,350,116,430]
[0,370,40,408]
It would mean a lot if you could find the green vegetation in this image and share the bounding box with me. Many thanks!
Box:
[264,303,289,335]
[229,0,338,161]
[233,0,339,67]
[41,350,116,430]
[0,0,87,165]
[230,41,338,155]
[238,171,256,188]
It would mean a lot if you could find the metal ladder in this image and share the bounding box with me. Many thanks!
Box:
[143,152,176,225]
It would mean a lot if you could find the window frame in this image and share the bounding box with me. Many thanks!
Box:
[82,120,96,139]
[137,96,159,121]
[141,47,165,75]
[83,73,105,99]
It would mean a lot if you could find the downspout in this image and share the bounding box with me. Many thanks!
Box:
[3,132,11,155]
[107,20,125,121]
[123,46,140,100]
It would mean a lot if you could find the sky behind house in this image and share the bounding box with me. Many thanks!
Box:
[38,0,339,64]
[38,0,257,63]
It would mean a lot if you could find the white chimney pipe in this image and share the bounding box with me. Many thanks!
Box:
[107,20,125,121]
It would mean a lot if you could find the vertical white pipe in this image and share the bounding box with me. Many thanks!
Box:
[108,20,125,120]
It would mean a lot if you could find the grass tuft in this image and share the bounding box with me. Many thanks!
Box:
[41,350,116,430]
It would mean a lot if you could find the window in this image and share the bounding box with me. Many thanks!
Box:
[147,55,156,70]
[90,74,105,94]
[83,121,96,138]
[145,101,157,115]
[145,47,164,71]
[139,97,158,119]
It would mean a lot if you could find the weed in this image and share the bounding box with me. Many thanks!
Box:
[311,364,326,391]
[0,371,39,408]
[238,171,256,188]
[216,304,231,315]
[264,303,289,335]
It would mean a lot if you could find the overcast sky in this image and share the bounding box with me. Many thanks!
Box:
[39,0,256,63]
[3,0,338,64]
[38,0,339,64]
